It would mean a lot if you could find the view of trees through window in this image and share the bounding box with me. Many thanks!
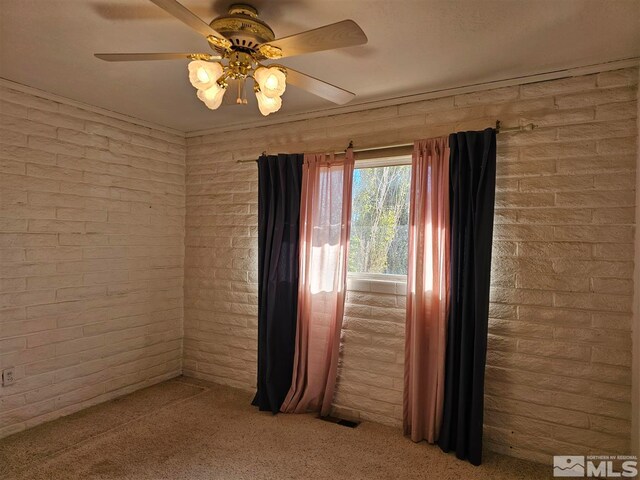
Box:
[348,164,411,275]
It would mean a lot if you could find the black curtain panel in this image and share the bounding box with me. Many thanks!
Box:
[252,153,303,413]
[438,128,497,465]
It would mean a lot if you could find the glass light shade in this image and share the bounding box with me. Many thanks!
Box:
[254,66,286,98]
[197,83,226,110]
[188,60,223,90]
[255,89,282,116]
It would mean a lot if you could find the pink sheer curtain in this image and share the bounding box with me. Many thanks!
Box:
[281,148,354,416]
[404,137,450,443]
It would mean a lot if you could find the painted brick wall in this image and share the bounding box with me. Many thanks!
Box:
[183,67,638,464]
[0,85,186,438]
[333,276,406,427]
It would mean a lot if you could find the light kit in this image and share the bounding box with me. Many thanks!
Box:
[187,57,287,116]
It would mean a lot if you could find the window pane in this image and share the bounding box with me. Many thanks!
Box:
[348,164,411,275]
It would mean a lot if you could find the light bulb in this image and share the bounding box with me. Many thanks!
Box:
[188,60,223,90]
[196,69,210,84]
[255,88,282,116]
[265,74,278,90]
[197,83,227,110]
[254,66,286,98]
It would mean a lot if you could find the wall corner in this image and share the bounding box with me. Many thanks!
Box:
[632,65,640,458]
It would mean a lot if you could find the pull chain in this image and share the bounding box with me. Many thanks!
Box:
[236,78,248,105]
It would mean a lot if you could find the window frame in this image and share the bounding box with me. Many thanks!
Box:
[348,154,412,283]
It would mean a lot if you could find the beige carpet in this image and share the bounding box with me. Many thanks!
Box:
[0,377,552,479]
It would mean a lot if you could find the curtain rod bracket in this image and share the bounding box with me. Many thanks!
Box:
[495,119,537,134]
[347,140,354,150]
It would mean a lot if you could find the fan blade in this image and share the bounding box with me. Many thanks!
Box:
[286,68,355,105]
[259,20,367,58]
[95,53,221,62]
[148,0,229,45]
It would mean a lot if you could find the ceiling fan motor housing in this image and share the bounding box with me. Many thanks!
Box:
[210,4,275,52]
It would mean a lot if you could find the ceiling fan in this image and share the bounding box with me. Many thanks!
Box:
[95,0,368,116]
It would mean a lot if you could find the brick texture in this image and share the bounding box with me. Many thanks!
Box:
[1,67,637,464]
[0,86,185,438]
[183,68,638,464]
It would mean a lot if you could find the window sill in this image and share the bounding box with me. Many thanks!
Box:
[347,272,407,283]
[346,272,407,295]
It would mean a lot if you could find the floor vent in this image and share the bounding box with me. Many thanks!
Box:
[320,415,360,428]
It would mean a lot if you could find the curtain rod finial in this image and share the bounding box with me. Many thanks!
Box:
[495,120,501,133]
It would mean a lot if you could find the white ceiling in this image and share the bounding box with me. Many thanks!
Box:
[1,0,639,132]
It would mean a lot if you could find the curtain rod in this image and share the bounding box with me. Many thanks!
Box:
[235,121,536,163]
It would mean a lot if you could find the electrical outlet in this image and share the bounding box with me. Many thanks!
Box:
[2,368,16,386]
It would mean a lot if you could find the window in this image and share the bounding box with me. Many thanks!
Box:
[348,157,411,277]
